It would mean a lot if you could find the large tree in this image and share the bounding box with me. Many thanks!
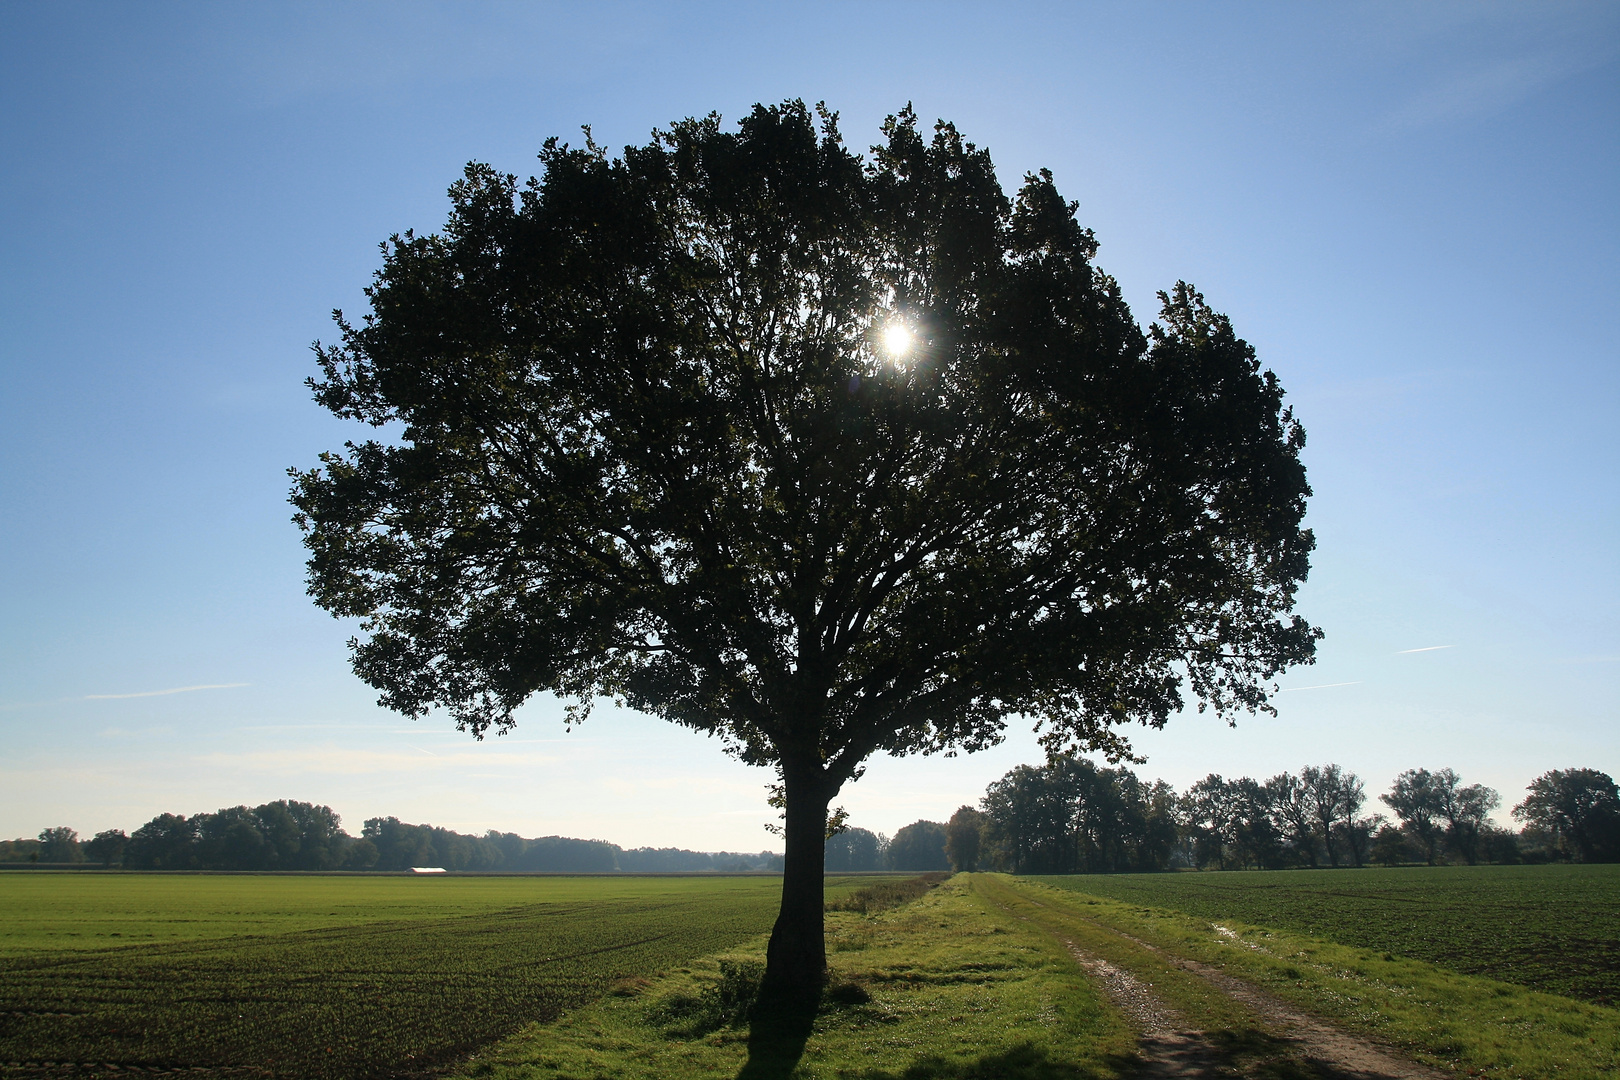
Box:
[291,101,1319,1007]
[1302,763,1364,868]
[1381,768,1445,865]
[1431,768,1499,866]
[1514,769,1620,863]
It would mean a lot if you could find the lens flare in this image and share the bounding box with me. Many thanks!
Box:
[882,324,913,358]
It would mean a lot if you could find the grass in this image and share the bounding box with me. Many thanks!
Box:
[6,866,1616,1079]
[450,875,1137,1080]
[824,871,950,914]
[0,873,817,1078]
[1030,863,1620,1006]
[999,874,1620,1080]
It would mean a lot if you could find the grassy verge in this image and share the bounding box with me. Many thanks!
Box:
[451,876,1136,1080]
[824,871,950,914]
[1000,876,1620,1080]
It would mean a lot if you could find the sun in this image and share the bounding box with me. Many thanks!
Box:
[882,324,913,358]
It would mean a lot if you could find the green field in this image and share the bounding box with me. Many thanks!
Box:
[1032,863,1620,1006]
[3,867,1617,1080]
[0,873,828,1079]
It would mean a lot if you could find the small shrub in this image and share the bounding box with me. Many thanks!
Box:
[826,872,950,914]
[647,958,763,1035]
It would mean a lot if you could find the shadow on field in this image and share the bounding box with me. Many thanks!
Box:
[735,996,818,1079]
[838,1042,1116,1079]
[738,1025,1115,1080]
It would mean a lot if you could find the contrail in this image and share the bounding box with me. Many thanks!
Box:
[1397,645,1453,654]
[85,683,250,700]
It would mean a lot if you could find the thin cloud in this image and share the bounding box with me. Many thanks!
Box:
[1278,681,1363,693]
[190,746,560,776]
[1397,646,1453,654]
[85,683,250,700]
[1382,43,1614,132]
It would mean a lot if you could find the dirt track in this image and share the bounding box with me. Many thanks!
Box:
[988,884,1447,1079]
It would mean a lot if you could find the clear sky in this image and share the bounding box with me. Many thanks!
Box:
[2,1,1616,850]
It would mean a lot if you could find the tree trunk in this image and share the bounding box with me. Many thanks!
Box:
[758,760,833,1012]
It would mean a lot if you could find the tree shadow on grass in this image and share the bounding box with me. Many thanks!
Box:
[734,1017,1332,1080]
[737,1030,1121,1080]
[733,995,819,1080]
[1207,1027,1336,1080]
[836,1042,1120,1079]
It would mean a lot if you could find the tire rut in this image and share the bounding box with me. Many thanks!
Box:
[983,882,1449,1079]
[1055,936,1224,1078]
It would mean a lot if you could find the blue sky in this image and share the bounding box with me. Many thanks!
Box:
[2,2,1615,849]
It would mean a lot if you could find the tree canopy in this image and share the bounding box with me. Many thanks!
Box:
[1514,769,1620,863]
[291,100,1319,1004]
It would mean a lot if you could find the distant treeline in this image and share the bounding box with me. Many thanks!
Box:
[7,766,1614,874]
[0,804,783,873]
[942,763,1620,872]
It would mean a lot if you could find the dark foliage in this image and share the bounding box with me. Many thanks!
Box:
[291,99,1318,993]
[887,820,950,871]
[84,828,127,867]
[1514,769,1620,863]
[96,804,775,873]
[981,758,1178,873]
[945,805,986,872]
[824,826,885,871]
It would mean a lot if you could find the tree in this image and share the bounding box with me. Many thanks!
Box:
[36,826,83,863]
[1232,776,1288,869]
[1266,772,1318,867]
[1139,779,1183,871]
[290,101,1319,1006]
[343,837,380,870]
[824,826,884,871]
[1182,775,1238,869]
[1381,769,1445,865]
[981,763,1079,873]
[1514,769,1620,863]
[197,806,268,870]
[887,820,949,871]
[1370,823,1410,867]
[1335,812,1382,868]
[1301,763,1362,868]
[84,829,127,868]
[124,814,199,870]
[1431,769,1499,866]
[944,806,985,872]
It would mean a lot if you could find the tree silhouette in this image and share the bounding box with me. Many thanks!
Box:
[291,100,1319,1007]
[1382,768,1446,864]
[1514,769,1620,862]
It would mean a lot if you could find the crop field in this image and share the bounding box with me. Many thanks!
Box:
[0,873,853,1079]
[5,867,1617,1080]
[1032,863,1620,1006]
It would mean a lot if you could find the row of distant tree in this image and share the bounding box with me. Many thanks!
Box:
[7,767,1614,874]
[933,763,1620,873]
[0,803,783,873]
